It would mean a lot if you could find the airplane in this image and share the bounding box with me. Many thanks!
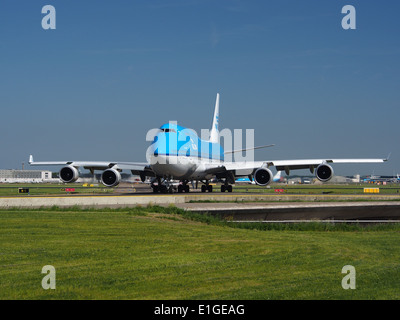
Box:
[236,171,283,184]
[273,170,283,182]
[363,174,399,184]
[29,93,388,193]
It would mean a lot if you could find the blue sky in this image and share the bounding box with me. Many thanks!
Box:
[0,0,399,176]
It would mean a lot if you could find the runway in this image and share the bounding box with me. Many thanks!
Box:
[1,188,400,222]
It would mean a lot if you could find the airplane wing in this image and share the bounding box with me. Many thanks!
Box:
[220,158,387,174]
[28,155,153,176]
[264,158,388,175]
[206,157,388,184]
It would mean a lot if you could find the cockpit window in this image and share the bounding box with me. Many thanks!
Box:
[161,128,176,133]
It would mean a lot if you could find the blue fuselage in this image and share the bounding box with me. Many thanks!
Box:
[147,123,224,180]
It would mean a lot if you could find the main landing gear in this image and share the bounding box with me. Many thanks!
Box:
[177,182,190,193]
[220,184,233,192]
[152,178,233,194]
[152,178,174,194]
[201,184,213,192]
[152,184,173,194]
[152,179,191,194]
[199,181,233,193]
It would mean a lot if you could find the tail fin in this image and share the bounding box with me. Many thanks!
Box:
[273,171,282,182]
[209,93,220,143]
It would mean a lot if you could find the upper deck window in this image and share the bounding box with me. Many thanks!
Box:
[161,128,176,133]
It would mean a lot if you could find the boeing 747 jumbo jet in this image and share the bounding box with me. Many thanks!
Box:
[29,94,388,193]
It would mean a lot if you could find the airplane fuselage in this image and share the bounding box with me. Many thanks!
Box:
[147,123,224,180]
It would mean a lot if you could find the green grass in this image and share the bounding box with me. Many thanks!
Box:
[1,206,400,299]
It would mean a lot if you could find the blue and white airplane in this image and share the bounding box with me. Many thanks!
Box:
[29,94,388,193]
[362,173,400,184]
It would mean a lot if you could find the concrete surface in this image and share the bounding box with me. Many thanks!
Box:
[176,201,400,221]
[1,193,400,221]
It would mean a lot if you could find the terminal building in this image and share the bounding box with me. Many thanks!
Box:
[0,170,56,183]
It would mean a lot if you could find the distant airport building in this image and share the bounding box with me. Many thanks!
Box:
[0,169,56,183]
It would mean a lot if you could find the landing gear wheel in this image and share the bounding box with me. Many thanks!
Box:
[152,186,159,193]
[221,185,232,192]
[207,185,213,192]
[201,185,206,193]
[184,185,190,193]
[178,185,184,193]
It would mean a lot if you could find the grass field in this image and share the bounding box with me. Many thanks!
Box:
[1,206,400,300]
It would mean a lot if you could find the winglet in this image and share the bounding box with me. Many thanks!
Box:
[29,155,33,164]
[385,152,391,162]
[209,93,220,143]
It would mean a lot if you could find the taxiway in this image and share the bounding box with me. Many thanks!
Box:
[1,189,399,222]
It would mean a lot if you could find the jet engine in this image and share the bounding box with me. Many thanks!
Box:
[59,165,79,183]
[101,168,121,187]
[253,167,273,186]
[315,164,334,182]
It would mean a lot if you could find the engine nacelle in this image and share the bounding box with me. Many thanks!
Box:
[315,164,334,182]
[254,167,273,186]
[59,165,79,183]
[101,168,121,187]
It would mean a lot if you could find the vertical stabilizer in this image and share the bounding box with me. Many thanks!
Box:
[209,93,220,143]
[273,171,282,182]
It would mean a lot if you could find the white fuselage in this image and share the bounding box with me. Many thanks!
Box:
[149,154,223,180]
